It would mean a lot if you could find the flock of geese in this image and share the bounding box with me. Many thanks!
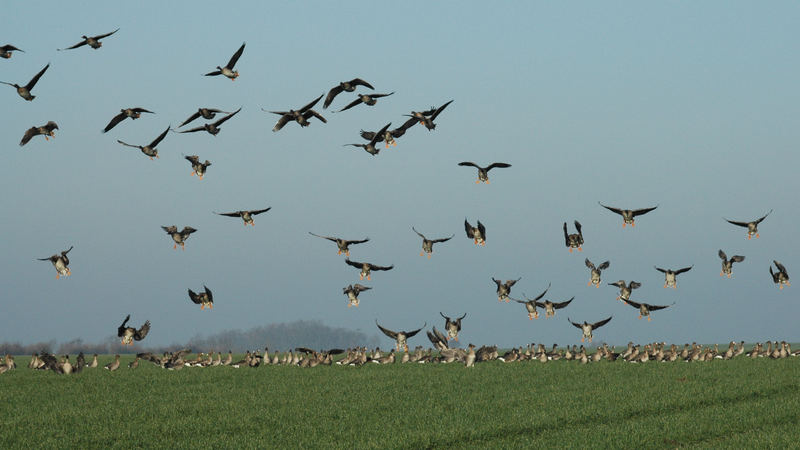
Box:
[3,31,793,374]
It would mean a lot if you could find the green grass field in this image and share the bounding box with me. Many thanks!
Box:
[2,355,799,449]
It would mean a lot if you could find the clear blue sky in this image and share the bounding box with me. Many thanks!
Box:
[2,1,798,348]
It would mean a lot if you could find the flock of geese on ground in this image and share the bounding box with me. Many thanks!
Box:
[3,32,793,372]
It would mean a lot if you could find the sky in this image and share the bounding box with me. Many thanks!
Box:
[1,2,798,349]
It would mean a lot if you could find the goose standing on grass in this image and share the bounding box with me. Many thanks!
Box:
[598,203,658,228]
[492,277,521,302]
[179,108,232,127]
[439,312,467,341]
[38,246,73,279]
[654,265,693,288]
[162,226,197,250]
[267,94,326,131]
[563,221,584,252]
[770,261,790,289]
[20,121,58,146]
[205,42,245,80]
[359,117,418,148]
[103,108,154,132]
[1,63,49,101]
[464,218,486,246]
[117,126,170,160]
[336,92,394,112]
[343,284,371,307]
[725,210,772,239]
[375,320,426,352]
[345,259,393,281]
[104,355,121,371]
[344,123,390,156]
[324,78,374,109]
[568,317,612,343]
[183,155,211,179]
[511,283,551,320]
[58,29,119,50]
[178,108,241,136]
[0,44,23,58]
[585,259,610,287]
[215,207,272,226]
[412,227,453,258]
[718,250,745,278]
[623,300,675,321]
[457,162,512,184]
[117,315,150,345]
[609,280,641,303]
[309,233,369,257]
[188,286,213,310]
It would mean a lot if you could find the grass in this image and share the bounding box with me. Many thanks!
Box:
[2,355,799,448]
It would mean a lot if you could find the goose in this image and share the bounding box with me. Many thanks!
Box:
[104,355,121,371]
[215,207,271,226]
[20,121,59,146]
[412,227,454,258]
[178,107,241,136]
[324,78,374,109]
[344,123,390,156]
[568,317,612,343]
[162,226,197,250]
[205,42,245,80]
[563,221,583,252]
[345,258,393,281]
[375,320,425,352]
[539,296,574,319]
[188,286,213,310]
[308,233,369,256]
[184,155,211,179]
[464,218,486,245]
[336,92,394,112]
[465,344,476,367]
[359,117,418,148]
[58,29,119,50]
[0,44,23,58]
[457,162,512,184]
[117,315,150,345]
[725,209,772,239]
[427,326,449,350]
[654,265,693,288]
[407,100,453,130]
[598,203,658,227]
[89,354,98,368]
[343,283,371,307]
[1,63,49,101]
[117,126,170,160]
[585,259,610,287]
[511,283,550,320]
[37,246,73,279]
[718,250,745,278]
[439,312,467,341]
[608,280,641,303]
[128,356,140,369]
[103,108,154,133]
[267,94,326,131]
[179,108,232,127]
[623,300,675,321]
[492,277,521,302]
[769,260,790,289]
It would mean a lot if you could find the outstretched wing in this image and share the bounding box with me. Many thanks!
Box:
[134,321,151,341]
[118,314,130,337]
[464,219,474,238]
[359,129,377,141]
[754,209,773,225]
[632,205,658,217]
[103,112,127,133]
[718,249,728,260]
[412,227,426,240]
[568,318,583,330]
[344,258,364,269]
[724,219,749,228]
[429,100,453,120]
[20,127,37,146]
[486,162,512,171]
[645,302,674,312]
[598,261,610,270]
[391,117,419,137]
[215,211,242,218]
[337,97,362,113]
[730,255,745,263]
[324,85,344,109]
[59,40,88,51]
[375,321,398,339]
[674,266,693,275]
[563,223,570,246]
[531,283,551,302]
[654,266,667,274]
[309,232,338,242]
[599,202,623,216]
[226,42,245,69]
[26,63,50,90]
[404,323,427,339]
[477,221,486,239]
[188,289,201,304]
[368,263,393,272]
[149,126,171,148]
[458,161,479,169]
[625,299,643,309]
[299,94,324,113]
[179,111,202,127]
[774,261,787,274]
[214,107,241,126]
[303,109,327,123]
[591,316,613,329]
[585,259,596,270]
[552,297,574,310]
[249,207,272,216]
[344,237,370,246]
[369,123,391,146]
[431,234,454,244]
[94,28,120,40]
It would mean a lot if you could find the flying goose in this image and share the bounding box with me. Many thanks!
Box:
[769,261,790,289]
[608,280,641,303]
[568,317,612,343]
[511,283,551,320]
[1,63,49,101]
[205,42,245,80]
[178,107,241,136]
[563,221,584,252]
[308,233,369,256]
[183,155,212,179]
[624,300,675,321]
[215,207,271,226]
[439,312,467,341]
[427,327,450,351]
[267,94,326,131]
[179,108,232,127]
[598,203,658,227]
[725,210,772,239]
[103,108,154,133]
[345,123,390,156]
[58,29,119,50]
[412,227,453,258]
[0,44,23,59]
[188,286,213,310]
[343,283,371,307]
[359,117,418,148]
[585,259,610,287]
[117,126,170,160]
[457,162,512,184]
[375,320,426,352]
[20,121,59,146]
[324,78,374,109]
[38,246,73,279]
[407,100,453,130]
[654,265,693,288]
[117,315,150,345]
[162,226,197,250]
[345,259,393,281]
[493,277,521,302]
[336,92,394,112]
[464,218,486,245]
[718,250,745,278]
[539,296,574,319]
